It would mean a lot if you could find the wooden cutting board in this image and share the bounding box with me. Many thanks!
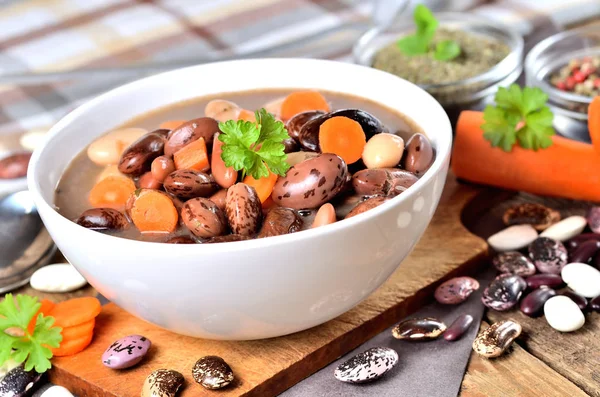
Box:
[47,173,490,397]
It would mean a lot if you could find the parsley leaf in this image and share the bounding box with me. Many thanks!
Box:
[218,109,290,180]
[0,294,62,373]
[397,4,461,61]
[482,84,555,152]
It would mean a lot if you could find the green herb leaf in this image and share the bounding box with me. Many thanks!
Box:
[0,294,62,373]
[434,40,461,61]
[396,35,430,55]
[482,84,555,152]
[218,109,290,180]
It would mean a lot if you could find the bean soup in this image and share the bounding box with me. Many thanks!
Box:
[55,90,435,243]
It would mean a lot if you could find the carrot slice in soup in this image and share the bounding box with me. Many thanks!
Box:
[173,137,209,171]
[49,297,102,328]
[89,175,136,210]
[280,91,330,121]
[130,189,179,233]
[319,116,366,164]
[238,109,256,122]
[244,172,278,203]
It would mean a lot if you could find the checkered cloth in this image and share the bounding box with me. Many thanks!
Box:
[0,0,598,156]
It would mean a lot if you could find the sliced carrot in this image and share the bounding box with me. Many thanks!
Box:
[61,319,95,341]
[27,299,55,335]
[89,175,136,210]
[49,297,102,328]
[159,120,186,130]
[173,137,209,172]
[52,331,93,357]
[237,109,256,122]
[130,189,179,233]
[588,96,600,155]
[319,116,366,164]
[280,91,330,121]
[244,171,278,203]
[452,110,600,201]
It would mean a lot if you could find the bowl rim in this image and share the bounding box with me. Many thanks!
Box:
[27,58,452,253]
[353,11,525,92]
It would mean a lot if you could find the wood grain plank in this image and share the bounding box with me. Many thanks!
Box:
[460,322,588,397]
[487,310,600,397]
[45,174,490,397]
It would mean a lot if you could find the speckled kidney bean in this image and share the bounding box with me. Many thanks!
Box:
[444,314,474,341]
[0,152,31,179]
[118,131,165,176]
[286,110,325,140]
[164,169,218,199]
[520,287,556,317]
[569,239,600,263]
[151,156,175,182]
[272,153,348,209]
[525,274,564,290]
[311,203,336,228]
[258,207,303,237]
[165,117,219,156]
[211,133,237,189]
[76,208,129,230]
[481,274,527,311]
[401,133,434,176]
[352,168,418,197]
[182,198,227,238]
[434,277,480,305]
[345,196,389,219]
[225,183,262,236]
[560,290,588,311]
[139,172,162,189]
[209,189,228,211]
[528,237,568,274]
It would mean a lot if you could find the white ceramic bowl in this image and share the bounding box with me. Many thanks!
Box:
[28,59,452,340]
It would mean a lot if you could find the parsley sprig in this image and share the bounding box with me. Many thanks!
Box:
[0,294,62,373]
[482,84,555,152]
[396,5,461,61]
[218,108,290,179]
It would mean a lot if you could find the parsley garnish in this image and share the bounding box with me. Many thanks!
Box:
[396,4,461,61]
[482,84,555,152]
[218,108,290,179]
[0,294,62,373]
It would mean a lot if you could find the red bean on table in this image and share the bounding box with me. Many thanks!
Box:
[519,288,556,317]
[525,274,564,290]
[590,295,600,312]
[560,290,588,311]
[443,314,474,341]
[565,233,600,251]
[592,251,600,270]
[569,239,600,264]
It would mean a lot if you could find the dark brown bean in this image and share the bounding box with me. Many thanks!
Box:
[565,233,600,251]
[139,172,161,189]
[181,198,227,238]
[519,287,556,317]
[593,251,600,270]
[152,128,170,139]
[283,137,299,153]
[151,155,175,182]
[401,133,434,176]
[444,314,474,341]
[502,203,560,231]
[587,207,600,234]
[345,196,389,219]
[590,295,600,312]
[272,153,348,210]
[164,170,218,199]
[225,183,262,236]
[76,208,129,230]
[118,132,165,176]
[258,207,303,238]
[525,274,564,290]
[165,236,196,244]
[209,189,228,211]
[352,168,418,197]
[286,110,325,141]
[0,152,31,179]
[569,239,600,263]
[560,290,588,311]
[165,117,219,156]
[298,109,385,151]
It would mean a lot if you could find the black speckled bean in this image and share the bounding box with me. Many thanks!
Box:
[481,274,527,311]
[444,314,474,341]
[560,290,588,311]
[225,183,262,236]
[519,287,556,317]
[76,208,129,230]
[569,239,600,264]
[181,198,227,238]
[118,132,165,176]
[528,237,568,274]
[164,169,218,199]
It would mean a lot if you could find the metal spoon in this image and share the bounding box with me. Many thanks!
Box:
[0,191,56,293]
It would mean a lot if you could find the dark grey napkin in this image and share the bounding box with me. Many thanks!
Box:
[280,269,496,397]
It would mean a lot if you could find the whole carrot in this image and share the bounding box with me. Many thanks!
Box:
[452,111,600,202]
